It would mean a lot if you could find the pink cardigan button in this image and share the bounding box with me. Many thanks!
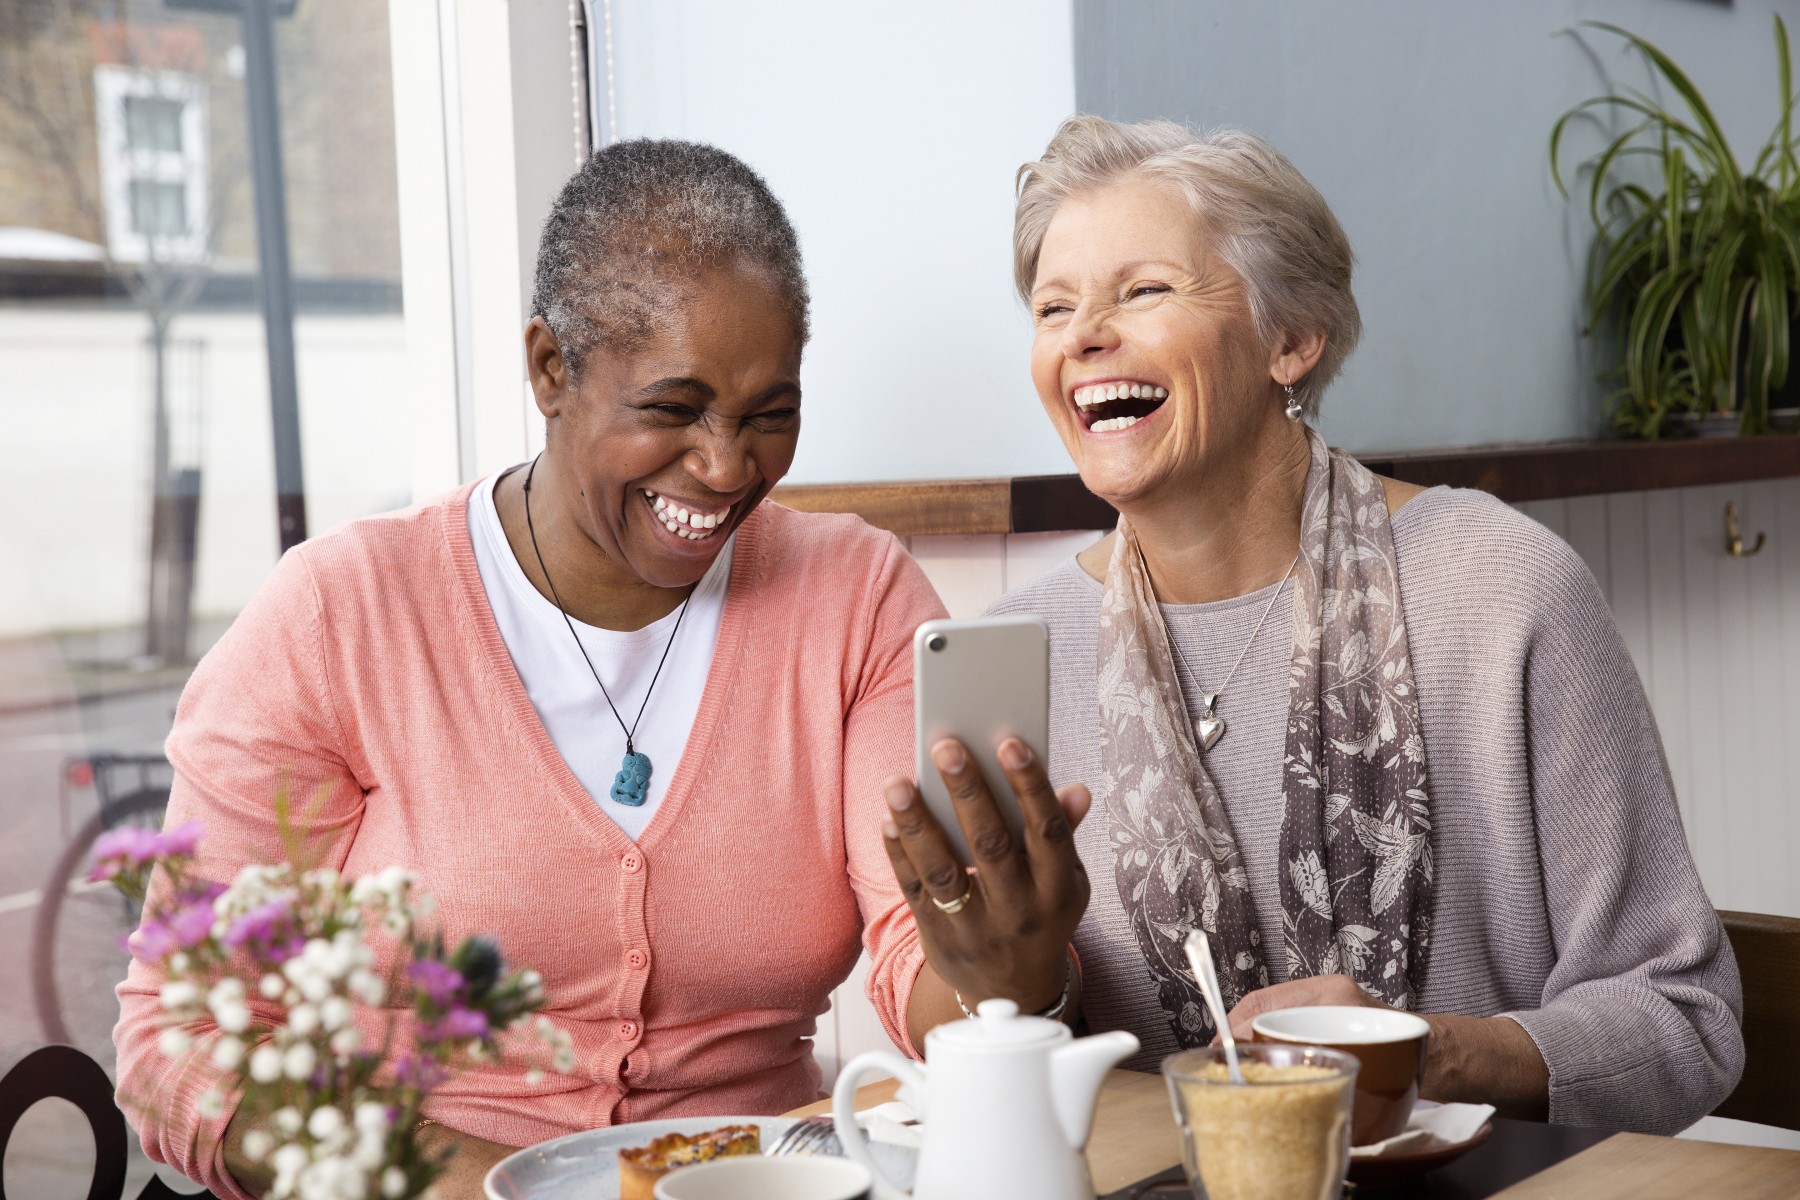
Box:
[621,852,643,873]
[627,949,648,969]
[619,1021,639,1040]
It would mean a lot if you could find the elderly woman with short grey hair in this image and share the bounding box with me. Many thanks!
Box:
[112,139,1020,1200]
[881,115,1743,1134]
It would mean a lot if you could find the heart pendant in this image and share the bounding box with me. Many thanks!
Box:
[1195,716,1225,752]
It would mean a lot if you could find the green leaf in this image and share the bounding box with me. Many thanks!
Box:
[1585,22,1743,189]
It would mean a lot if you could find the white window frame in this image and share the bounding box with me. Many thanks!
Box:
[93,64,210,265]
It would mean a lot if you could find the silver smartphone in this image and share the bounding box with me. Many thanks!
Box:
[913,615,1051,867]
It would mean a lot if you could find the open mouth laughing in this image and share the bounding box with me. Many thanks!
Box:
[1073,380,1168,434]
[641,489,735,542]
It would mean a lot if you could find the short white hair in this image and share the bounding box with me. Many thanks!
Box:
[1014,116,1361,417]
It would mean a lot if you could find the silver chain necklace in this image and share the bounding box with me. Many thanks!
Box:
[1161,549,1301,752]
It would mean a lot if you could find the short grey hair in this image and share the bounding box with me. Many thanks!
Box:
[531,139,809,374]
[1014,116,1360,416]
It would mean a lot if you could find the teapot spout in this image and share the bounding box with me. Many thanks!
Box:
[1050,1031,1139,1151]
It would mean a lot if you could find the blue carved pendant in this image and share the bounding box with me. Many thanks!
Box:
[611,750,652,807]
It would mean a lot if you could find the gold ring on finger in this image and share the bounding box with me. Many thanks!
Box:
[931,881,974,915]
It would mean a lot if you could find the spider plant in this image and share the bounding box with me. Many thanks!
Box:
[1551,15,1800,437]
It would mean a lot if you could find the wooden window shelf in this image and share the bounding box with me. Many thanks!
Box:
[771,436,1800,537]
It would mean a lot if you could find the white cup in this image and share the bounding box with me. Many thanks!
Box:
[652,1155,873,1200]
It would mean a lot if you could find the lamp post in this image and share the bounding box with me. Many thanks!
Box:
[165,0,306,553]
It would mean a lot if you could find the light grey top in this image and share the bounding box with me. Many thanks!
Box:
[987,487,1743,1133]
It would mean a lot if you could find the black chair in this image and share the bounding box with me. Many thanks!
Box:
[0,1043,221,1200]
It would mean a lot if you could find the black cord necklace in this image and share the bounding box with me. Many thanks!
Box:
[523,454,692,807]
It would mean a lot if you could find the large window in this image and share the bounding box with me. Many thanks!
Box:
[0,2,414,1194]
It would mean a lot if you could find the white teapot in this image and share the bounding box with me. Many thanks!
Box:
[832,999,1139,1200]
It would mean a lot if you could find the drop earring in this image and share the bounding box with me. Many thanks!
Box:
[1284,382,1304,422]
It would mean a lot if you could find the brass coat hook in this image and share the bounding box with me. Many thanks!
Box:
[1726,501,1766,559]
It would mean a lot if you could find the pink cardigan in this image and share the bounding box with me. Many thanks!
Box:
[114,486,945,1198]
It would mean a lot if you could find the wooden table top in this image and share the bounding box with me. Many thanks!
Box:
[792,1069,1800,1198]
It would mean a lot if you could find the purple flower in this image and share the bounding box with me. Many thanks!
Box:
[420,1006,489,1044]
[167,896,217,948]
[222,897,305,962]
[88,826,162,879]
[130,918,177,961]
[87,821,205,882]
[223,898,290,949]
[393,1054,450,1091]
[408,959,465,1007]
[155,821,204,857]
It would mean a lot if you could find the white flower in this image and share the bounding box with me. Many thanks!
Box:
[307,1106,344,1140]
[197,1089,227,1119]
[242,1129,274,1163]
[212,1036,245,1070]
[526,1068,545,1085]
[169,952,191,974]
[381,1167,407,1199]
[330,1027,362,1056]
[353,1101,389,1136]
[270,1143,308,1196]
[250,1045,284,1084]
[261,973,287,999]
[159,1027,193,1058]
[381,910,409,937]
[219,1003,251,1034]
[303,866,340,891]
[348,970,385,1006]
[273,1106,304,1136]
[159,981,200,1012]
[289,1004,320,1036]
[282,1041,318,1081]
[552,1046,576,1073]
[353,1132,386,1171]
[320,996,351,1032]
[349,875,382,906]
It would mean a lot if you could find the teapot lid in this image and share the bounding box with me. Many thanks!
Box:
[932,999,1068,1049]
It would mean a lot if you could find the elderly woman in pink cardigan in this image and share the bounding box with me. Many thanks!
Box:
[114,141,1091,1199]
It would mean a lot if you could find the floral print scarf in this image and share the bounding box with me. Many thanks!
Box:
[1095,430,1433,1047]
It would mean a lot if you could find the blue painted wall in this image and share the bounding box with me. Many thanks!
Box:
[1073,0,1791,452]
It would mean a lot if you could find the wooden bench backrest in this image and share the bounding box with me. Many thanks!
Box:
[1714,910,1800,1131]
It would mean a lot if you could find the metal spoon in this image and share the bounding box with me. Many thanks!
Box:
[1184,928,1246,1084]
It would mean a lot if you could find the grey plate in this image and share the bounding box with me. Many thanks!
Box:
[484,1115,917,1200]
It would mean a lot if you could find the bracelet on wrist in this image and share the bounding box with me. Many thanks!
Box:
[955,948,1075,1022]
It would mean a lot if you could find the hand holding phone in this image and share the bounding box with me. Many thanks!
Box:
[879,616,1092,1037]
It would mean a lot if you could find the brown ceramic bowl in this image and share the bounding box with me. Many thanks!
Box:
[1250,1006,1429,1146]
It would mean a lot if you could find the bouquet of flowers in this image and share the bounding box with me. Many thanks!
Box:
[93,817,574,1200]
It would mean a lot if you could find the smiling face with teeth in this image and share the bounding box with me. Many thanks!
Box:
[1028,176,1315,512]
[510,261,803,617]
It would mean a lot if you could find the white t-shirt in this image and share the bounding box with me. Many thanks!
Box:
[467,468,732,841]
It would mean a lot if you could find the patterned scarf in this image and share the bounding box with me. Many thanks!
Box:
[1095,430,1433,1047]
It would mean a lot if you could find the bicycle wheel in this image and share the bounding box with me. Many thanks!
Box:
[31,790,169,1072]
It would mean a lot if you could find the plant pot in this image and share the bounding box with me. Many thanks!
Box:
[1668,412,1742,438]
[1770,407,1800,433]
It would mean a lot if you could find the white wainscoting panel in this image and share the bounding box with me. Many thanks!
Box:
[817,479,1800,1085]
